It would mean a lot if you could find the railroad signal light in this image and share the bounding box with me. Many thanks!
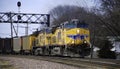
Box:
[17,1,21,7]
[17,15,21,20]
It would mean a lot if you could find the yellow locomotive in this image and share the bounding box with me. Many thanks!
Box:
[32,19,91,57]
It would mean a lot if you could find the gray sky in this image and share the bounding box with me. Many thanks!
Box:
[0,0,96,38]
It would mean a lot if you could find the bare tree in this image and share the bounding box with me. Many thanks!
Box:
[100,0,120,36]
[49,5,90,26]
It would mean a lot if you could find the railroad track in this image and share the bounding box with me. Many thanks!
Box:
[1,55,120,69]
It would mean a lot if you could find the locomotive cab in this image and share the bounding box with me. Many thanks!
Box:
[63,19,90,45]
[62,19,90,57]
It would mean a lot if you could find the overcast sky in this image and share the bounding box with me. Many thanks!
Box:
[0,0,97,38]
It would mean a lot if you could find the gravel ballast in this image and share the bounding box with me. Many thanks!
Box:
[0,56,85,69]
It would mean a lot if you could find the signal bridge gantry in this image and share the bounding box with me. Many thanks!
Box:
[0,12,50,37]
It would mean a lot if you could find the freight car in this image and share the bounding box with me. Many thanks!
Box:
[22,35,35,54]
[0,38,13,54]
[13,37,22,54]
[32,19,91,57]
[13,35,36,54]
[0,38,4,53]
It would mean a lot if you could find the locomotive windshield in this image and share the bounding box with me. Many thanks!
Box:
[40,28,52,34]
[45,28,52,34]
[64,22,76,29]
[64,20,88,29]
[77,22,88,28]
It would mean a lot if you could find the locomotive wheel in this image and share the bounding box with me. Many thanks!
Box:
[45,47,51,56]
[50,46,63,56]
[34,48,43,56]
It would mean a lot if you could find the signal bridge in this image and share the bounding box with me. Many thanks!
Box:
[0,12,50,37]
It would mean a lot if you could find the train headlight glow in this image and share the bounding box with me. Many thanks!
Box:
[83,40,87,43]
[72,41,74,43]
[77,30,80,33]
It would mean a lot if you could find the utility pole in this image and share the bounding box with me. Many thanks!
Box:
[7,12,13,38]
[26,23,28,36]
[17,1,21,37]
[9,12,13,53]
[90,21,95,59]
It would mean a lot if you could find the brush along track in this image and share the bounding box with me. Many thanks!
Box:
[1,55,120,69]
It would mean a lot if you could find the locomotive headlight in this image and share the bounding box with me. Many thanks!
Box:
[83,40,87,43]
[72,41,74,43]
[77,30,80,33]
